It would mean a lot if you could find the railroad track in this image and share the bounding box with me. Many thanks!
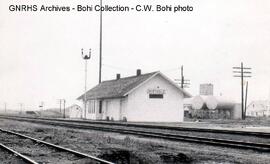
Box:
[1,115,269,137]
[0,115,270,152]
[0,142,38,164]
[0,128,114,164]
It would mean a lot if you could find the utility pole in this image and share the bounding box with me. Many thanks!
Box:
[244,81,249,118]
[39,101,44,111]
[233,62,252,120]
[81,48,91,119]
[99,0,103,84]
[57,99,62,114]
[175,65,190,89]
[63,99,66,118]
[59,99,62,113]
[181,66,184,88]
[58,99,66,118]
[19,103,23,115]
[4,103,7,113]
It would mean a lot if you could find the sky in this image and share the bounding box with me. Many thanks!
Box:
[1,0,270,111]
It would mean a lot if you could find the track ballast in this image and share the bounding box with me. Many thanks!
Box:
[0,115,270,152]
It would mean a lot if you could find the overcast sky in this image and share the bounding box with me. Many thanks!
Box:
[1,0,270,110]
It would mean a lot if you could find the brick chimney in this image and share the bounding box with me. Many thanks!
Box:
[136,69,141,76]
[116,74,121,80]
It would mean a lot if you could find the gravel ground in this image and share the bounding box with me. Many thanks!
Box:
[37,121,270,144]
[184,117,270,129]
[113,126,270,144]
[99,117,269,130]
[0,127,99,163]
[5,116,269,144]
[0,151,28,164]
[0,119,269,164]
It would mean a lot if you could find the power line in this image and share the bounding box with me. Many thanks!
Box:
[58,99,66,118]
[174,65,190,89]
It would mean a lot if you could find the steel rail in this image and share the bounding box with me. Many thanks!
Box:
[47,121,270,152]
[0,128,114,164]
[0,142,39,164]
[1,115,269,137]
[1,116,270,152]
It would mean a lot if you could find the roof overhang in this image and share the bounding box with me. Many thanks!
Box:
[78,96,126,101]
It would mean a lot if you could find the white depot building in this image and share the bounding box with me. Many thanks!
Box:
[77,70,191,122]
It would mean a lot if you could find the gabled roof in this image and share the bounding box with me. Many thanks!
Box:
[77,71,191,100]
[66,104,82,110]
[247,100,270,111]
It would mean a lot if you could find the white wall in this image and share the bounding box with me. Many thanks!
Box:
[83,100,98,119]
[68,105,82,118]
[246,101,270,117]
[103,99,121,121]
[123,74,184,122]
[84,74,186,122]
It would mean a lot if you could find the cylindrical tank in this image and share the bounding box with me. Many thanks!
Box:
[183,98,193,106]
[191,95,207,110]
[206,96,236,110]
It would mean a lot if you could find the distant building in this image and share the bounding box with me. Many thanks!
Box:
[40,108,62,118]
[65,104,82,118]
[41,105,82,118]
[77,70,191,122]
[200,83,213,96]
[246,100,270,117]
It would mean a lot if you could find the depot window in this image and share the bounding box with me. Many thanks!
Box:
[88,100,95,113]
[99,101,102,113]
[149,94,163,99]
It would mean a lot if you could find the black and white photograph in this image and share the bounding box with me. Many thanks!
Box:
[0,0,270,163]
